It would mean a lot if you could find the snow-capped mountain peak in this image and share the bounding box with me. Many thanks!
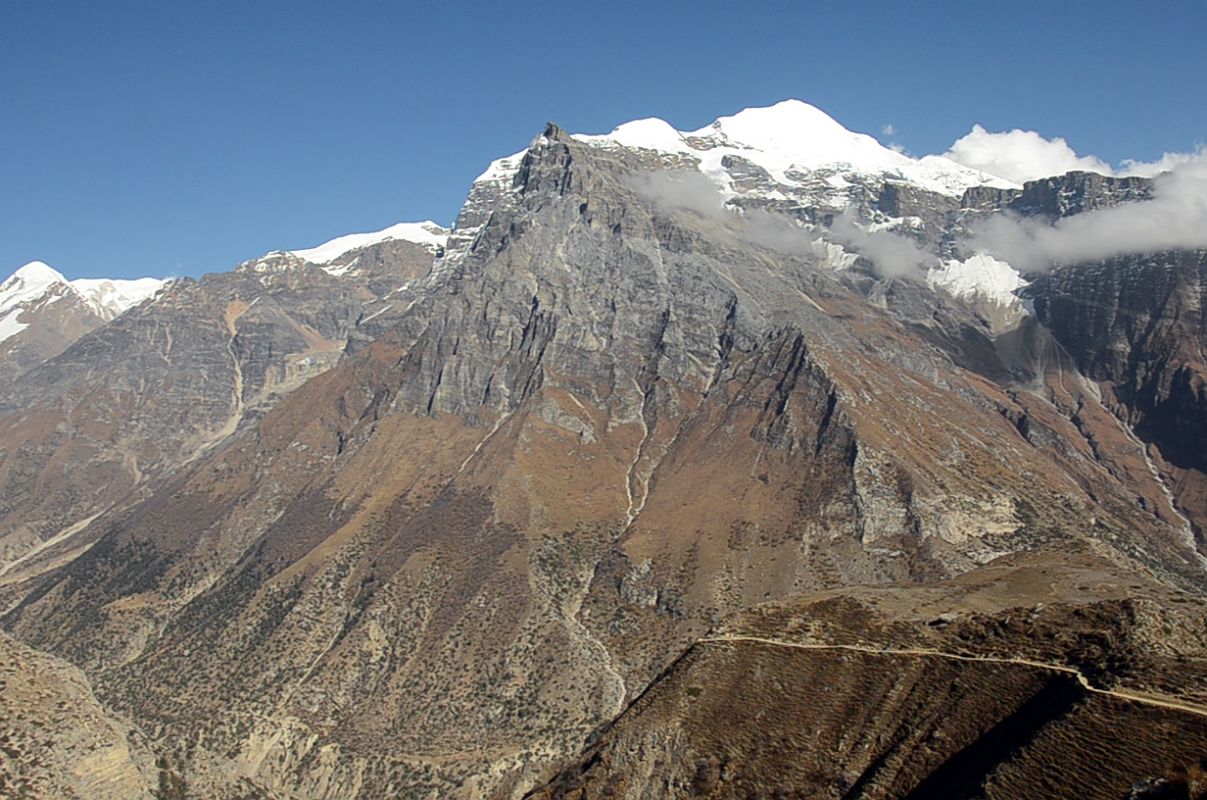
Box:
[10,260,66,282]
[0,261,71,318]
[571,99,1019,198]
[0,261,70,309]
[702,99,898,167]
[0,261,167,343]
[0,261,76,344]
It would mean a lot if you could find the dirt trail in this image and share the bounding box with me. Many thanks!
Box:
[700,635,1207,719]
[0,510,105,582]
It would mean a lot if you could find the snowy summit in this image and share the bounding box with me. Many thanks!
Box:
[0,261,166,343]
[573,99,1020,197]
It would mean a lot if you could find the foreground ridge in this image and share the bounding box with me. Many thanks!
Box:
[699,635,1207,719]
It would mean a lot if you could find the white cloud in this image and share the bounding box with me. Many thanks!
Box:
[878,124,909,155]
[942,124,1201,184]
[1119,149,1204,178]
[627,170,932,278]
[965,151,1207,270]
[943,125,1113,183]
[828,211,931,277]
[624,170,726,218]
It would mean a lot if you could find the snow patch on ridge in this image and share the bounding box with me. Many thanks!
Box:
[473,149,529,186]
[285,221,449,268]
[0,310,30,343]
[72,277,166,320]
[576,118,692,154]
[927,253,1025,306]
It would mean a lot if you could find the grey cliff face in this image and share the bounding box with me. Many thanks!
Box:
[996,172,1207,540]
[1007,170,1153,220]
[1035,251,1207,509]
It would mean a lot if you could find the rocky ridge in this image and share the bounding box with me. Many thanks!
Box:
[0,226,443,580]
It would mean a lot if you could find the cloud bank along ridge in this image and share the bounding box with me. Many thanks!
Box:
[943,125,1207,272]
[965,151,1207,271]
[627,116,1207,279]
[624,170,931,278]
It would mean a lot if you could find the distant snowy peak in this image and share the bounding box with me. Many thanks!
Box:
[0,261,166,343]
[0,262,79,344]
[573,99,1019,198]
[285,221,450,270]
[0,261,70,313]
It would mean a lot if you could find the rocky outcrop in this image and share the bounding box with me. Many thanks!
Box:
[960,184,1022,212]
[877,180,959,238]
[0,629,158,800]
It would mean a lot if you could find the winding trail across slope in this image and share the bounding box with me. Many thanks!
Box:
[699,635,1207,719]
[0,510,104,582]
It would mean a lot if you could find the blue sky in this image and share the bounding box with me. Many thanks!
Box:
[2,0,1204,279]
